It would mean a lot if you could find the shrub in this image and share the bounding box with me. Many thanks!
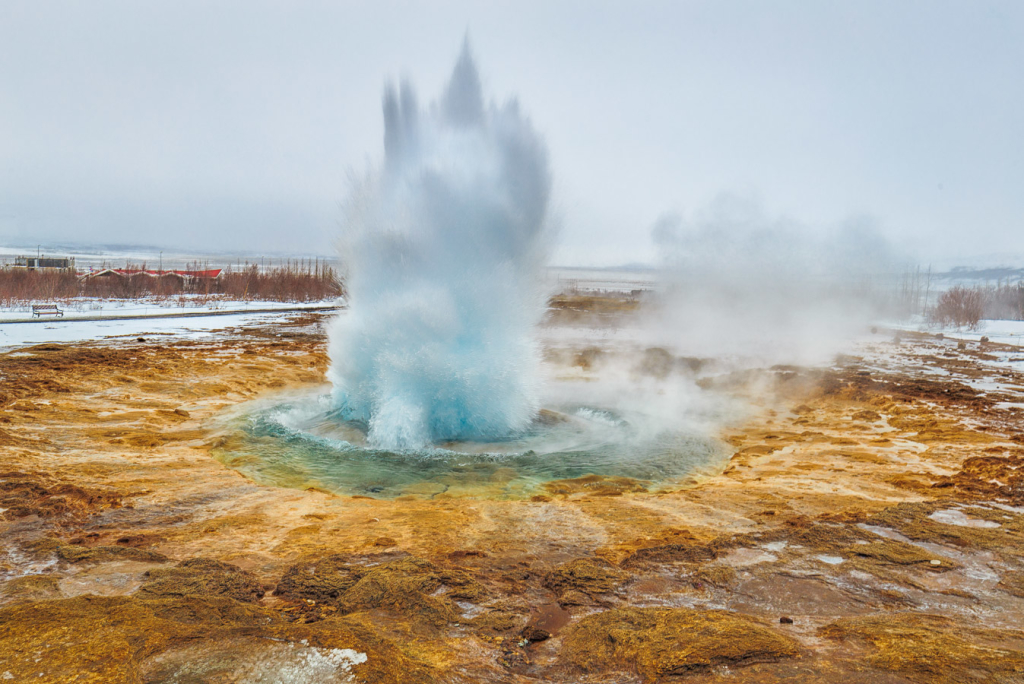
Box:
[931,285,984,330]
[985,281,1024,321]
[0,259,343,305]
[0,269,78,306]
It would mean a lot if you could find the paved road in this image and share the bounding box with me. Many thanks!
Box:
[0,304,341,325]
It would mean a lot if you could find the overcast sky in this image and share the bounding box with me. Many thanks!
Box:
[1,1,1021,266]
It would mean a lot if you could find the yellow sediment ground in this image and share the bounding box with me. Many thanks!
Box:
[1,312,1023,683]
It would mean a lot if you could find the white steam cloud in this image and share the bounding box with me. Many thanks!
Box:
[647,193,900,365]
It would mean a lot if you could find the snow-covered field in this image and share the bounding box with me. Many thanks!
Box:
[0,296,341,351]
[894,318,1024,347]
[0,296,338,323]
[0,310,327,351]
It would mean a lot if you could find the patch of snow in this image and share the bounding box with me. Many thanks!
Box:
[815,555,844,565]
[859,523,913,542]
[928,509,1001,529]
[0,311,319,351]
[963,565,1000,582]
[456,600,484,618]
[907,320,1024,348]
[260,644,367,683]
[763,541,788,552]
[718,548,777,567]
[989,503,1024,514]
[0,546,57,582]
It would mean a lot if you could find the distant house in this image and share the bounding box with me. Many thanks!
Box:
[14,255,75,270]
[80,268,222,283]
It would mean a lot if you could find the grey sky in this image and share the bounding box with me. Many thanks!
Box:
[1,1,1021,265]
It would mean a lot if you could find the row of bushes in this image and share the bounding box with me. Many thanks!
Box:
[0,262,342,306]
[931,282,1024,329]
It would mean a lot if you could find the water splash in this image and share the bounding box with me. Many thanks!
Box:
[328,41,551,450]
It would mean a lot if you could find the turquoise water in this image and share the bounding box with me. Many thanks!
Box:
[211,392,729,499]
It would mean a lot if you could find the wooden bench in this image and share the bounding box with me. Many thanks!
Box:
[32,304,63,318]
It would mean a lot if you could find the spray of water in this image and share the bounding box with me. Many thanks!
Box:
[328,41,551,450]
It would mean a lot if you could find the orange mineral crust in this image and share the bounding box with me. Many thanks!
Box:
[2,313,1023,683]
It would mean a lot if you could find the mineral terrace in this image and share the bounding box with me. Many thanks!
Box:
[1,310,1023,683]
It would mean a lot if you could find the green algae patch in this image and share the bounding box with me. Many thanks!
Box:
[561,607,800,679]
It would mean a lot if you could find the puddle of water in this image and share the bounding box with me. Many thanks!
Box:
[58,560,162,598]
[0,547,57,583]
[530,602,571,635]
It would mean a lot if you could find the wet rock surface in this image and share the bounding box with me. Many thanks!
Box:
[1,317,1024,682]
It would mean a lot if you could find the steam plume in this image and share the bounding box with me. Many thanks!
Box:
[649,193,898,364]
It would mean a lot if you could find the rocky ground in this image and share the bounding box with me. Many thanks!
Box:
[1,311,1023,683]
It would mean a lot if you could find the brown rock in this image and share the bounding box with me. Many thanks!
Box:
[819,613,1024,682]
[542,474,648,497]
[274,554,366,603]
[0,594,440,683]
[556,589,593,607]
[562,607,800,678]
[521,624,551,642]
[544,557,627,597]
[623,542,718,567]
[846,540,957,570]
[139,558,265,603]
[276,556,487,628]
[57,544,167,565]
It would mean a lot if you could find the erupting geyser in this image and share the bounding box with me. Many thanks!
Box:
[328,42,551,450]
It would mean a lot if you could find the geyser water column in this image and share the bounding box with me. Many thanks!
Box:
[328,43,551,450]
[213,43,731,499]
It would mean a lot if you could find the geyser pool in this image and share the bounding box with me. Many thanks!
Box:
[211,390,729,499]
[328,42,551,450]
[214,45,734,494]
